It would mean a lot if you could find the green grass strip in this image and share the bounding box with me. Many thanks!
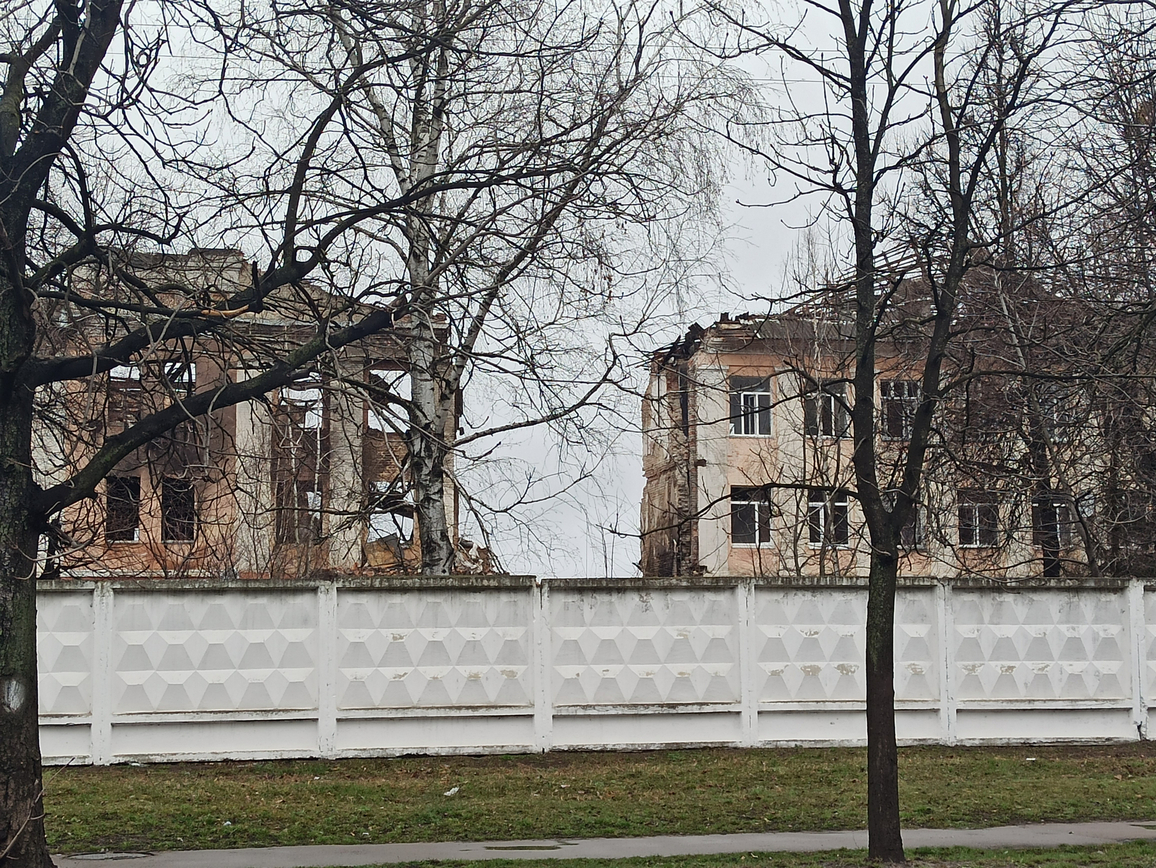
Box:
[44,744,1156,854]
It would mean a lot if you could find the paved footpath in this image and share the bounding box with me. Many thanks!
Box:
[53,822,1156,868]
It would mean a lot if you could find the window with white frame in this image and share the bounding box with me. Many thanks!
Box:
[807,489,849,546]
[730,487,773,546]
[804,381,850,438]
[729,376,772,436]
[881,379,918,439]
[1036,382,1081,443]
[958,491,999,547]
[1032,494,1072,577]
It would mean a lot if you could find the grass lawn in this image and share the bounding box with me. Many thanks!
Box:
[43,743,1156,854]
[368,845,1156,868]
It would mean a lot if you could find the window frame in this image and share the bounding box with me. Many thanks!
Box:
[160,477,197,543]
[1032,496,1073,548]
[881,379,918,440]
[899,506,923,551]
[729,376,773,437]
[807,489,850,547]
[958,491,999,548]
[730,486,774,547]
[106,475,141,543]
[803,380,850,439]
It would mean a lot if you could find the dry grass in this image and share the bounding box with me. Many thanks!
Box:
[42,744,1156,854]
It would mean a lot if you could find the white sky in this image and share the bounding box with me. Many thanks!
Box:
[493,178,811,578]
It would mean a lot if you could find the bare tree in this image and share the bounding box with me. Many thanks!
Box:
[195,0,731,574]
[706,0,1069,857]
[0,1,731,864]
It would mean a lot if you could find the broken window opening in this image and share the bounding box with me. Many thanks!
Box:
[369,481,416,544]
[106,476,141,543]
[108,364,142,426]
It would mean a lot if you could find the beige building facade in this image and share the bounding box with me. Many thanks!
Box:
[641,305,1123,579]
[35,250,459,580]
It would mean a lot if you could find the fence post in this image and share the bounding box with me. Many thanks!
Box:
[1129,579,1147,740]
[317,580,338,757]
[533,579,552,751]
[91,581,114,765]
[738,578,757,746]
[936,580,956,744]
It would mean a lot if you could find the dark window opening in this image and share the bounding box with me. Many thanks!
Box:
[106,476,141,542]
[899,508,921,550]
[804,381,850,439]
[881,379,918,440]
[1033,495,1072,577]
[161,477,197,542]
[958,492,999,547]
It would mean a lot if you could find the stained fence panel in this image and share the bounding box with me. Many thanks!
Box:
[35,577,1147,763]
[550,586,740,707]
[952,589,1129,703]
[336,588,533,710]
[112,589,319,714]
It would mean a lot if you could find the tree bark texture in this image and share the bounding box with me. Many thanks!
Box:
[865,553,903,862]
[0,267,52,868]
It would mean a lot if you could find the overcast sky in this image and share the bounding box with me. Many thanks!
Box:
[491,173,811,578]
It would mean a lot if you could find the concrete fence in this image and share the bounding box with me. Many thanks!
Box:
[36,575,1155,764]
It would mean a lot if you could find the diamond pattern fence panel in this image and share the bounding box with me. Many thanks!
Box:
[753,587,939,704]
[550,587,739,707]
[37,589,95,717]
[1143,588,1156,702]
[755,588,866,703]
[33,579,1151,763]
[952,588,1130,702]
[112,589,320,714]
[336,589,533,709]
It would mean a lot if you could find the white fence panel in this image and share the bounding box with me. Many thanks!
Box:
[35,576,1154,764]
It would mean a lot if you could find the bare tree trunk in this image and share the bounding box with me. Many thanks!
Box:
[865,552,902,862]
[0,266,52,868]
[406,317,455,575]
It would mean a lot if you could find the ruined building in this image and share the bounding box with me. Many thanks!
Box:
[641,285,1156,578]
[36,249,458,579]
